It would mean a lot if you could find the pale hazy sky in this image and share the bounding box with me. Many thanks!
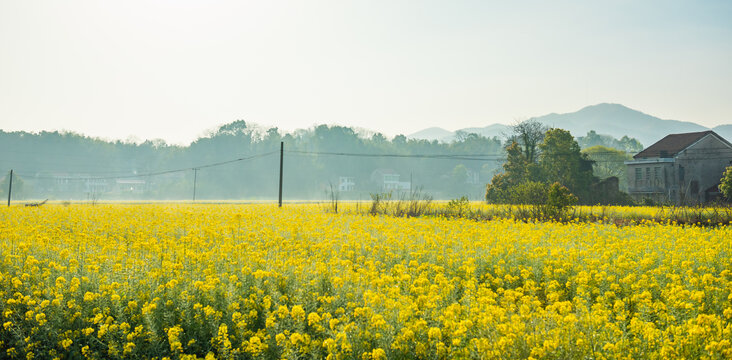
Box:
[1,0,731,145]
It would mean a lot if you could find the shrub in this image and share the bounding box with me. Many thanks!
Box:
[445,196,470,218]
[543,182,578,220]
[486,181,577,221]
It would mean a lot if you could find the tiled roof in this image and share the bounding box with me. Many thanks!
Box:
[634,131,717,159]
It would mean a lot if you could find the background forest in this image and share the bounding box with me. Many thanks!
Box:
[0,121,642,201]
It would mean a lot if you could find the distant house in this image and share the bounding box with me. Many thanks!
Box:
[338,176,355,192]
[48,173,89,195]
[370,169,410,191]
[84,178,109,194]
[625,131,732,204]
[465,168,480,185]
[115,179,146,194]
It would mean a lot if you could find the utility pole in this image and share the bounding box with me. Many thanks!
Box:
[278,141,284,207]
[192,168,198,202]
[7,170,12,207]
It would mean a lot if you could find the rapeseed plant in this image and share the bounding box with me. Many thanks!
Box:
[0,204,729,359]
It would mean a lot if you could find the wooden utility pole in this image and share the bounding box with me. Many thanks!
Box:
[6,170,12,207]
[278,142,284,207]
[192,168,198,202]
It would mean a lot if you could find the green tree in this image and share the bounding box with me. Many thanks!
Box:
[451,164,468,185]
[371,133,387,143]
[501,141,544,184]
[576,131,644,153]
[447,164,470,196]
[582,145,632,190]
[485,138,546,203]
[539,128,595,200]
[507,119,548,163]
[618,136,644,153]
[720,166,732,200]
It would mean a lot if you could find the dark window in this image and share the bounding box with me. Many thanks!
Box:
[679,166,685,182]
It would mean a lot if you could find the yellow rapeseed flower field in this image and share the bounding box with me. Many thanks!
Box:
[0,204,731,359]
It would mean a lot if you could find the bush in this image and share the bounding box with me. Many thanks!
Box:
[368,188,433,217]
[486,180,547,205]
[369,192,391,215]
[543,182,577,220]
[486,181,577,221]
[445,196,471,218]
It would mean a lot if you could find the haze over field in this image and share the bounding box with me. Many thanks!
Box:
[1,1,731,145]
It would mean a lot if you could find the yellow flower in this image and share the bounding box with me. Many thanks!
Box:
[34,313,46,326]
[372,348,387,360]
[1,203,731,359]
[275,333,286,346]
[428,327,442,341]
[123,342,136,355]
[291,305,306,321]
[167,326,183,353]
[60,339,73,349]
[308,312,322,326]
[290,332,304,346]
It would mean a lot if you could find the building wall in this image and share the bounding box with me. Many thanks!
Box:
[626,160,676,203]
[675,136,732,204]
[626,134,732,204]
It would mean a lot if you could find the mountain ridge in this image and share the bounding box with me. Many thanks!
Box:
[407,103,731,147]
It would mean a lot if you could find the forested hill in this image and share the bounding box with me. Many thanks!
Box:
[0,121,639,201]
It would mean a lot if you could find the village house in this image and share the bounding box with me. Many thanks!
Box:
[370,169,411,192]
[115,179,146,194]
[625,131,732,204]
[337,176,355,192]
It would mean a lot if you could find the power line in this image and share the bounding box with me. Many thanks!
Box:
[14,151,278,180]
[284,149,724,163]
[9,149,731,181]
[285,150,505,161]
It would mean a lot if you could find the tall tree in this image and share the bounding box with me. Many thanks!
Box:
[539,128,595,199]
[508,119,549,163]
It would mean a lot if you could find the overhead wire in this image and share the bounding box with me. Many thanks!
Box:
[12,151,278,181]
[7,148,731,181]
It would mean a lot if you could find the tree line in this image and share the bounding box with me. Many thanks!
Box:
[1,120,642,201]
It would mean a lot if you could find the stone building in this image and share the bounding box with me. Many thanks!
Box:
[625,131,732,204]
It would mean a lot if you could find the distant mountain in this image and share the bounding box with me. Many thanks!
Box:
[532,103,708,146]
[407,103,727,148]
[458,124,512,140]
[406,127,454,141]
[408,124,511,142]
[712,124,732,143]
